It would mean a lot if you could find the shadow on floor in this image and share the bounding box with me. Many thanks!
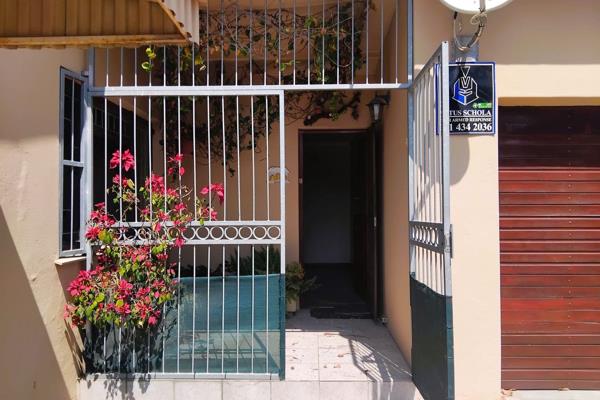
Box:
[286,310,422,399]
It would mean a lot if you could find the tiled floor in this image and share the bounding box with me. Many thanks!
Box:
[286,310,415,384]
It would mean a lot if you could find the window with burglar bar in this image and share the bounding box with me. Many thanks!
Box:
[60,70,86,257]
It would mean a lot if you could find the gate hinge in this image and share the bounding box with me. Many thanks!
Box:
[447,224,454,259]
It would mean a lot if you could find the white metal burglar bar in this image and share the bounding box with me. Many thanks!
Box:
[84,45,287,377]
[78,0,414,382]
[87,0,412,96]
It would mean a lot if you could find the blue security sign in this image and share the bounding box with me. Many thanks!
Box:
[448,62,496,135]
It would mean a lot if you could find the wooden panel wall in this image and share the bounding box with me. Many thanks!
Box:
[500,106,600,390]
[0,0,185,47]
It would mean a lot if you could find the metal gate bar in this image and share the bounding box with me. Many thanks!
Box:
[408,42,451,296]
[408,42,454,400]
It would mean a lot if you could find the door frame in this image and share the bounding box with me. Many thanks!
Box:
[298,128,383,318]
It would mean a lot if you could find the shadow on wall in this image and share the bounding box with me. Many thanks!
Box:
[0,207,81,400]
[450,136,471,185]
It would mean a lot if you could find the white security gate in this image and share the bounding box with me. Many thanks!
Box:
[84,52,287,377]
[408,42,454,400]
[77,0,415,381]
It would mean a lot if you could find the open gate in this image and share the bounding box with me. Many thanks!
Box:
[408,42,454,400]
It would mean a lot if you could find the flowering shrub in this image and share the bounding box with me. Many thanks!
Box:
[64,149,224,329]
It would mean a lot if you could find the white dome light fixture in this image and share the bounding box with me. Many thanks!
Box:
[440,0,513,14]
[440,0,514,52]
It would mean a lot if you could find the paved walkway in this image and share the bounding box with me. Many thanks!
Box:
[284,310,423,399]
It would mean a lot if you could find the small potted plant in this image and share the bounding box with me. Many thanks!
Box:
[285,262,316,314]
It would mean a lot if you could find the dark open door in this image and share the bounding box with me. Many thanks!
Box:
[300,130,381,319]
[351,127,381,319]
[366,122,384,319]
[408,42,454,400]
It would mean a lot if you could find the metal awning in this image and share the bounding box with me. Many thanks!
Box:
[0,0,201,48]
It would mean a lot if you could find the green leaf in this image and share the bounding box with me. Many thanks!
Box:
[145,47,156,60]
[98,230,112,244]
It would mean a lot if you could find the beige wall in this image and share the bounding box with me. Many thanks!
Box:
[409,1,600,399]
[380,0,412,365]
[0,48,86,400]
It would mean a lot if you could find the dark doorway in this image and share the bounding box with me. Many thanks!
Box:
[299,129,380,319]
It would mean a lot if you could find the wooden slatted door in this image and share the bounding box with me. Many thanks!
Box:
[500,106,600,390]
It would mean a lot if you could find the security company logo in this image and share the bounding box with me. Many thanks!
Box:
[447,62,496,135]
[452,66,479,106]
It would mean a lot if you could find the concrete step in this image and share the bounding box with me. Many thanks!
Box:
[79,377,424,400]
[80,312,423,400]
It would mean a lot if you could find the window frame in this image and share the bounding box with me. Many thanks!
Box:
[59,68,88,257]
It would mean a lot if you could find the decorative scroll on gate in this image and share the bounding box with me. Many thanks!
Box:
[408,42,454,400]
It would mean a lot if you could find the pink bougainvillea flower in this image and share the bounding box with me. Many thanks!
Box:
[109,151,120,169]
[118,279,133,297]
[112,174,130,187]
[122,150,135,171]
[174,236,185,248]
[168,153,183,163]
[109,149,136,171]
[85,226,101,240]
[65,149,192,330]
[213,184,224,204]
[145,174,165,194]
[200,183,225,204]
[167,154,185,176]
